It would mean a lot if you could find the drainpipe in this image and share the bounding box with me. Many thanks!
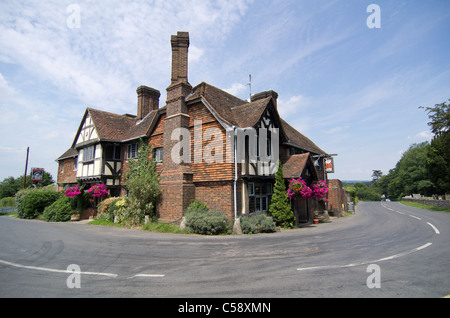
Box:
[233,126,238,219]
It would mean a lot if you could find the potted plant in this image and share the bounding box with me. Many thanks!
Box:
[313,213,319,224]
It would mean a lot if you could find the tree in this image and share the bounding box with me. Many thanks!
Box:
[421,100,450,194]
[268,161,294,228]
[426,131,450,194]
[379,142,433,199]
[371,170,383,182]
[0,172,54,199]
[124,139,160,224]
[420,100,450,136]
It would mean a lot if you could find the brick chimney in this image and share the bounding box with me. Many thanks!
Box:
[166,31,192,117]
[170,31,190,85]
[136,85,160,120]
[251,90,278,109]
[159,31,195,222]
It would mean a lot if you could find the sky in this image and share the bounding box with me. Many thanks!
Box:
[0,0,449,183]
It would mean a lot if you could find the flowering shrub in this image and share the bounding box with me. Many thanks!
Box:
[287,178,313,200]
[87,184,108,198]
[287,178,328,201]
[312,180,329,201]
[65,185,81,198]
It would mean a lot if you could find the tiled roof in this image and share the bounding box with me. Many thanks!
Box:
[187,82,248,126]
[282,153,319,179]
[81,107,161,143]
[70,81,327,157]
[188,82,327,156]
[280,119,327,155]
[57,148,78,161]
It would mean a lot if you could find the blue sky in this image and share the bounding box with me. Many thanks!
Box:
[0,0,449,182]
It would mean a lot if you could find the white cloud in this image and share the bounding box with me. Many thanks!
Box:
[277,94,310,117]
[225,82,248,97]
[408,131,432,141]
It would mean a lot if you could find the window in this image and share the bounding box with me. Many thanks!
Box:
[248,182,273,213]
[154,147,163,164]
[127,143,138,159]
[83,146,94,162]
[73,156,78,171]
[105,145,121,160]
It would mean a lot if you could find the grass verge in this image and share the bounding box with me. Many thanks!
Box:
[88,218,187,234]
[400,200,450,213]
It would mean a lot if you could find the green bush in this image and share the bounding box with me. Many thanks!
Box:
[1,197,15,208]
[43,196,74,222]
[16,188,62,219]
[185,209,230,235]
[185,199,209,214]
[96,197,120,222]
[240,214,276,234]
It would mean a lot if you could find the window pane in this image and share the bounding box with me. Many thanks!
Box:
[83,146,94,161]
[261,183,267,195]
[255,196,261,211]
[115,146,121,160]
[155,147,163,163]
[248,183,254,196]
[105,145,113,160]
[249,196,255,213]
[262,196,267,211]
[255,184,261,195]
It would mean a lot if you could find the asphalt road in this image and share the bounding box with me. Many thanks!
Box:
[0,201,449,298]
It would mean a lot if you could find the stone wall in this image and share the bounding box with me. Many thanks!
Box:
[402,198,450,209]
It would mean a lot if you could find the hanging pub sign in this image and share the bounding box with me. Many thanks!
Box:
[31,168,44,182]
[325,157,334,173]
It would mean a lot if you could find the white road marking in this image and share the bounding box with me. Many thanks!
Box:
[427,222,440,234]
[297,242,433,272]
[0,259,118,278]
[130,274,165,278]
[408,215,422,220]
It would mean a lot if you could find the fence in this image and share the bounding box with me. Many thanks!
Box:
[1,207,17,214]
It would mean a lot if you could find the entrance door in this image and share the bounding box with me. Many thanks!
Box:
[292,199,309,224]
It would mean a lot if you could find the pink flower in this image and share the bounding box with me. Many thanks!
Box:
[87,184,108,198]
[65,185,81,198]
[287,178,313,200]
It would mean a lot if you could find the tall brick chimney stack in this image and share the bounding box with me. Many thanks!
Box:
[136,85,160,120]
[166,31,192,117]
[170,31,190,85]
[159,31,195,222]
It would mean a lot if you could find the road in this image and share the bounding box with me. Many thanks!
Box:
[0,201,449,298]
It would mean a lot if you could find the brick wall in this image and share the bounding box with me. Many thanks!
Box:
[327,179,349,216]
[57,158,77,188]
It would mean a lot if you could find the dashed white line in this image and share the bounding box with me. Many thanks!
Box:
[130,274,165,278]
[296,242,433,272]
[0,259,167,279]
[408,214,422,220]
[427,222,440,234]
[0,259,118,278]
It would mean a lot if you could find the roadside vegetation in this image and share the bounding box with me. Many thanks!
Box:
[345,99,449,202]
[400,200,450,213]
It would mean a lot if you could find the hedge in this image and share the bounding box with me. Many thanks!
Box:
[16,187,62,219]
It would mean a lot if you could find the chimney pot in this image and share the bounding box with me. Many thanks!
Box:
[136,85,160,120]
[251,90,278,108]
